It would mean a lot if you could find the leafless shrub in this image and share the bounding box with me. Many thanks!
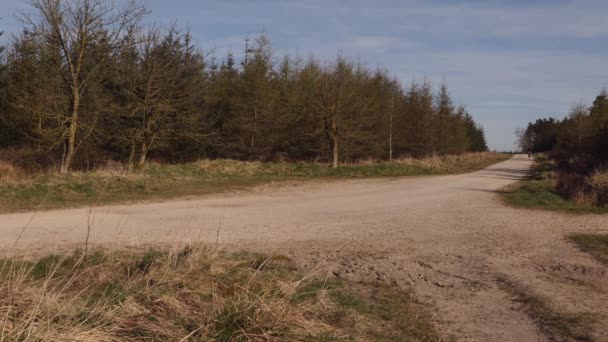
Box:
[0,147,57,175]
[557,167,608,208]
[587,169,608,206]
[571,188,598,207]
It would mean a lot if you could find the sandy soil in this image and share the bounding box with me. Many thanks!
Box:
[1,155,607,341]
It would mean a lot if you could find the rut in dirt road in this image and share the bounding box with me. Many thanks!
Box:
[1,155,607,341]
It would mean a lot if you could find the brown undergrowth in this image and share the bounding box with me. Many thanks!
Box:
[0,245,443,341]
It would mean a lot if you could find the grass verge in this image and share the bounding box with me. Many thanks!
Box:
[0,246,442,341]
[568,234,608,265]
[0,152,509,213]
[496,275,596,341]
[501,156,608,214]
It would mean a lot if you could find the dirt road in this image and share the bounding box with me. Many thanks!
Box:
[1,155,607,341]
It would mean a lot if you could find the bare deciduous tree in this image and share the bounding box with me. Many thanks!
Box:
[24,0,146,173]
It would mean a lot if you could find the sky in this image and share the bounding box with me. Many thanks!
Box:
[1,0,607,151]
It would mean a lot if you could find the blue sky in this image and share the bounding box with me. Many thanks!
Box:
[2,0,607,151]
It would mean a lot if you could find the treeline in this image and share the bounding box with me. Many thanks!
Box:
[518,88,608,163]
[518,88,608,207]
[0,0,488,173]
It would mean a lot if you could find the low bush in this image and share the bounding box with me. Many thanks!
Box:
[557,167,608,208]
[503,155,608,212]
[0,147,58,175]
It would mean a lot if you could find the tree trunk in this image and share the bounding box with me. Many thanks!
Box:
[578,118,582,147]
[136,138,148,169]
[331,116,338,168]
[249,104,257,159]
[60,89,80,174]
[332,136,339,168]
[389,94,393,161]
[127,140,137,172]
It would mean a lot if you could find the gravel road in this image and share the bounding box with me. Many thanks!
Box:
[1,155,607,341]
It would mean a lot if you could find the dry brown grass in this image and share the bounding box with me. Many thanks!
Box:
[0,246,442,341]
[393,152,506,172]
[557,168,608,208]
[0,161,22,184]
[0,152,508,184]
[195,152,508,176]
[587,169,608,206]
[504,155,608,213]
[571,188,598,207]
[196,160,267,176]
[0,152,509,213]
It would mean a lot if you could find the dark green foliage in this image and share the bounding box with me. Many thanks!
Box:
[464,113,488,152]
[518,118,561,153]
[0,32,12,147]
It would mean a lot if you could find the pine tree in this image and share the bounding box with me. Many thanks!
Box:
[448,106,470,154]
[0,31,8,148]
[239,33,274,160]
[206,51,240,158]
[435,82,454,155]
[420,80,435,155]
[589,88,608,131]
[464,113,488,152]
[7,29,68,151]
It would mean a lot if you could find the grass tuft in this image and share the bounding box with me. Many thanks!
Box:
[0,246,443,341]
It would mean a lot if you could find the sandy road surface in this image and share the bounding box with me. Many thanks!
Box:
[1,155,608,341]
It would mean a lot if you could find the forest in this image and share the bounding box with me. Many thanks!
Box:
[517,88,608,207]
[518,88,608,161]
[0,0,488,174]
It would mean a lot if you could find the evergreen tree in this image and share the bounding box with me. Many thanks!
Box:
[0,32,8,148]
[589,88,608,131]
[239,33,274,160]
[448,106,470,154]
[435,82,454,155]
[206,51,240,158]
[464,113,488,152]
